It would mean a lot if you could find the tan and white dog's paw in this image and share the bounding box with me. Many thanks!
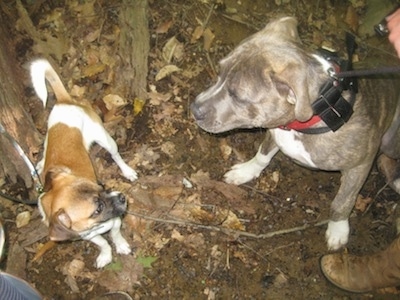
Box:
[95,246,113,268]
[109,218,132,255]
[116,238,131,255]
[325,220,349,250]
[121,166,138,182]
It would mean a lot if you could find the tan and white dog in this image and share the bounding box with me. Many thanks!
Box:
[191,17,400,251]
[31,59,137,268]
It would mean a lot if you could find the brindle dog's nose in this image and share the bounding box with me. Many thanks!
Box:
[190,102,205,120]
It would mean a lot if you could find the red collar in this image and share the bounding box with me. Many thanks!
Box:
[279,115,322,131]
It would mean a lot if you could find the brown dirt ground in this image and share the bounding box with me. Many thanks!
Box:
[1,0,400,299]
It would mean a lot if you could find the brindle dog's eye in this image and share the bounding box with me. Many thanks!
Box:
[92,200,104,217]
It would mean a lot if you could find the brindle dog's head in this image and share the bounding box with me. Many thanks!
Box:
[191,17,330,133]
[38,167,127,241]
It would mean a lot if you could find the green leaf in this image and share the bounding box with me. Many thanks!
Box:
[104,259,123,271]
[136,255,158,269]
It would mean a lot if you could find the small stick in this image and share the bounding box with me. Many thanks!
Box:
[127,211,329,239]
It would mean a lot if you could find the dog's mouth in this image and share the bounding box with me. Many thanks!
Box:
[97,191,127,220]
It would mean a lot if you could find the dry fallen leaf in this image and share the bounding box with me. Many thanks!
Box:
[155,19,173,34]
[133,98,145,116]
[355,194,373,212]
[148,84,173,105]
[82,63,106,78]
[16,211,31,228]
[160,141,176,157]
[103,94,127,110]
[155,64,181,81]
[97,255,143,292]
[219,139,232,161]
[171,228,184,242]
[345,5,359,32]
[191,25,204,43]
[62,259,86,293]
[162,36,183,63]
[203,28,215,51]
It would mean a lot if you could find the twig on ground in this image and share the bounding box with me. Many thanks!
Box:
[363,181,390,216]
[200,4,217,77]
[220,13,259,31]
[127,210,329,239]
[201,3,215,30]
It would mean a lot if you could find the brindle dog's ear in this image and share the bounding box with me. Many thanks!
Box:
[264,17,314,122]
[48,209,80,241]
[273,64,314,122]
[262,16,300,43]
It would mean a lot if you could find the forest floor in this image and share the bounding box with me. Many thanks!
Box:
[1,0,400,299]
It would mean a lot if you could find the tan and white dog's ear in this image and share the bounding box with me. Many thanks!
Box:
[49,209,80,241]
[43,167,71,192]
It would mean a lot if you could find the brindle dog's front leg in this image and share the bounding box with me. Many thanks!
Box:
[224,130,279,185]
[325,162,374,250]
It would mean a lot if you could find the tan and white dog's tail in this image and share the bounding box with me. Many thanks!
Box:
[30,59,71,107]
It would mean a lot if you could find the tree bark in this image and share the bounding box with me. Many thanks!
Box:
[0,9,42,193]
[118,0,150,101]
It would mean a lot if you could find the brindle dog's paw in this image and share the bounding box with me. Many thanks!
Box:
[325,220,349,250]
[224,160,264,185]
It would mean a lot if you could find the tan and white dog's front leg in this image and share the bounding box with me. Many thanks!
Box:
[110,217,131,255]
[91,123,138,182]
[83,217,131,268]
[89,235,114,268]
[325,164,373,250]
[224,132,279,185]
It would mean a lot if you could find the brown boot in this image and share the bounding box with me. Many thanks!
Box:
[320,237,400,292]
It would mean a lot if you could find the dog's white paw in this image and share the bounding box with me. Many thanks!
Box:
[95,248,113,268]
[325,220,349,250]
[116,239,131,255]
[121,166,138,182]
[224,160,264,185]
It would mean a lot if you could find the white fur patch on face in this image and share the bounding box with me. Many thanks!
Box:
[325,219,349,250]
[271,129,316,168]
[79,218,116,240]
[37,194,49,224]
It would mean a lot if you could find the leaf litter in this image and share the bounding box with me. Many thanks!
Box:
[2,0,400,298]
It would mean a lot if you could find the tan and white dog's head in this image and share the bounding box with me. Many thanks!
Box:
[38,167,127,241]
[191,17,330,133]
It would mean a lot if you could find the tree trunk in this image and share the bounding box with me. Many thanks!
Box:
[0,10,42,196]
[117,0,150,101]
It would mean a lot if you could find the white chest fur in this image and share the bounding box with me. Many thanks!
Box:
[271,128,317,168]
